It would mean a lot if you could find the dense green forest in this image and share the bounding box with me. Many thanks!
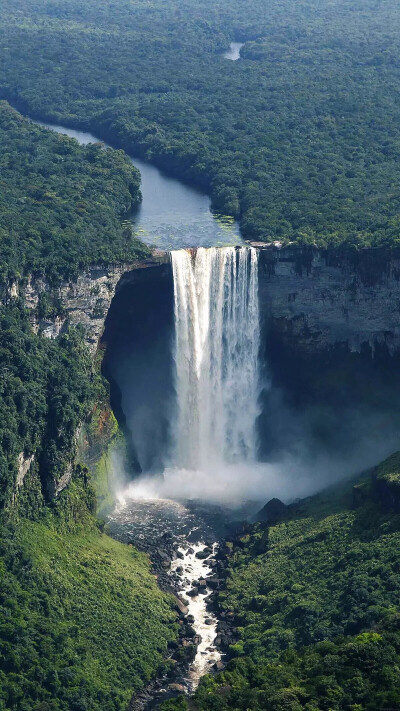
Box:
[2,1,400,707]
[0,104,177,710]
[0,102,148,508]
[1,0,400,247]
[0,301,96,510]
[187,457,400,710]
[0,102,147,284]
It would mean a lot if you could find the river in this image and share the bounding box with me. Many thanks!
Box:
[33,118,249,703]
[107,498,234,696]
[37,121,243,251]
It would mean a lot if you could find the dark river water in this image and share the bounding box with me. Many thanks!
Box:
[38,121,243,250]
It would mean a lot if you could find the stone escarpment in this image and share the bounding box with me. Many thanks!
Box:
[7,244,400,502]
[255,245,400,461]
[2,253,169,504]
[13,244,400,369]
[257,245,400,355]
[22,252,169,353]
[97,244,400,476]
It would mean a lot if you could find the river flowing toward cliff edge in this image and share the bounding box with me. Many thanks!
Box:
[35,120,243,250]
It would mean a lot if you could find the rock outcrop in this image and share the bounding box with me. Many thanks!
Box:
[23,252,169,353]
[258,246,400,355]
[372,451,400,513]
[255,497,288,524]
[10,245,400,359]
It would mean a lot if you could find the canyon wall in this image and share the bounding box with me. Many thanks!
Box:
[8,245,400,497]
[257,246,400,355]
[11,246,400,359]
[21,252,170,352]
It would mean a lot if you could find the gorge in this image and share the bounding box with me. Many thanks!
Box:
[101,242,400,703]
[4,111,400,707]
[2,0,400,704]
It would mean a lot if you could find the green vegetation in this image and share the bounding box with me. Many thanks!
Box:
[78,400,124,518]
[0,478,177,711]
[0,102,177,711]
[0,101,148,284]
[194,457,400,710]
[0,301,98,510]
[0,101,149,508]
[2,0,400,247]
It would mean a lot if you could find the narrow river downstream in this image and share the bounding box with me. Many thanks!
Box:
[107,497,242,699]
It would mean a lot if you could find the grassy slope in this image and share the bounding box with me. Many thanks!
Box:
[0,480,177,711]
[192,455,400,711]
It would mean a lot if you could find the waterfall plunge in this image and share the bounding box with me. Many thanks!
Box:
[171,247,260,471]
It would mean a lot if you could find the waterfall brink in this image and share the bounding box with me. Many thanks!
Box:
[171,246,260,471]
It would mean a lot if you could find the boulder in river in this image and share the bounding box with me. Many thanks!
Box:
[168,683,186,693]
[175,596,189,616]
[213,660,225,672]
[195,549,210,560]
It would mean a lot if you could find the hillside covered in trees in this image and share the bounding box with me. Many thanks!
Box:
[0,105,177,711]
[0,102,147,284]
[160,457,400,711]
[1,0,400,247]
[0,102,149,508]
[2,1,400,708]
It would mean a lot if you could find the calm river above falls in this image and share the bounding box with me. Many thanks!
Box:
[38,120,243,250]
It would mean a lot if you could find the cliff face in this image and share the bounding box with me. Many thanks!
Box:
[2,254,169,504]
[13,246,400,359]
[258,246,400,355]
[254,246,400,463]
[23,253,169,353]
[8,246,400,500]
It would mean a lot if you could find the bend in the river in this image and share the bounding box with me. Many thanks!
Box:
[36,121,243,251]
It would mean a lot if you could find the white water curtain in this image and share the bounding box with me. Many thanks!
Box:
[171,247,260,470]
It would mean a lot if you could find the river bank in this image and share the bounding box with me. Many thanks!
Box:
[22,114,242,251]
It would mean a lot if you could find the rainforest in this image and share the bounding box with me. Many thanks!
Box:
[1,0,400,710]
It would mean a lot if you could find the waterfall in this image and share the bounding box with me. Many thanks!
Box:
[171,246,260,471]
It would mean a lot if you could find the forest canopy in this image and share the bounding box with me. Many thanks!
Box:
[192,464,400,711]
[0,102,147,285]
[1,0,400,247]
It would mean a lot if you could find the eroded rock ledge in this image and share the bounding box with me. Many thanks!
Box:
[6,245,400,359]
[258,245,400,355]
[23,252,169,352]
